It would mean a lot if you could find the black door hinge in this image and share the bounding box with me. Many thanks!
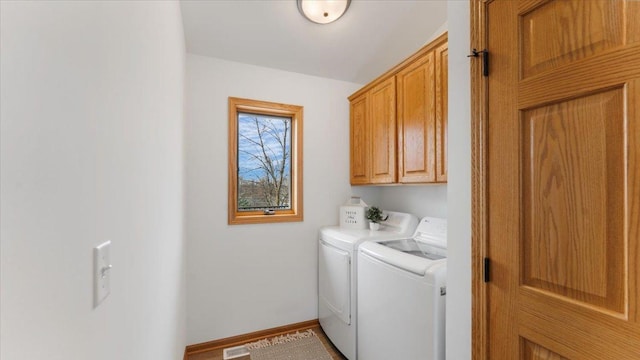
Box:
[484,257,491,283]
[468,48,489,77]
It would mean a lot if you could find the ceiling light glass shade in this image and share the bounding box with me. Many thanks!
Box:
[297,0,351,24]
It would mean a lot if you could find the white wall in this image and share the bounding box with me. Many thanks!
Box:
[446,1,472,359]
[186,54,368,344]
[0,2,186,360]
[376,185,447,218]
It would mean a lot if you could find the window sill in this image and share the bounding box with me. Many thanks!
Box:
[228,212,303,225]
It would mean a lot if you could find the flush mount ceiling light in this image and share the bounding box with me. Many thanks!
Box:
[297,0,351,24]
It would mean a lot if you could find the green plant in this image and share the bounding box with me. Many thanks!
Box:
[366,206,388,223]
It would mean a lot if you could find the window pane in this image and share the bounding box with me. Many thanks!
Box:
[237,112,292,211]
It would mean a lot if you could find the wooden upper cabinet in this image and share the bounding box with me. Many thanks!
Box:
[397,51,436,183]
[348,33,447,185]
[349,78,396,185]
[350,93,369,184]
[369,77,396,184]
[435,42,448,182]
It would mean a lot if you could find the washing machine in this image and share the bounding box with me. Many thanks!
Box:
[357,216,447,360]
[318,211,418,360]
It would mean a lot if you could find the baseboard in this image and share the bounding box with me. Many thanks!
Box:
[184,319,320,356]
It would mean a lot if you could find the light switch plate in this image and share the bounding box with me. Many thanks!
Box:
[94,240,111,307]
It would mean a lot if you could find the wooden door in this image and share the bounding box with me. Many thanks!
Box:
[369,77,396,184]
[350,93,369,185]
[435,42,448,183]
[485,0,640,359]
[397,51,436,183]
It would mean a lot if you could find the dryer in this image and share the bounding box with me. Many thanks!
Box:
[318,211,418,360]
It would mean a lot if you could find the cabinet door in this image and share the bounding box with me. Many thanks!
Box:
[435,43,448,182]
[369,77,396,184]
[350,93,369,184]
[397,51,436,183]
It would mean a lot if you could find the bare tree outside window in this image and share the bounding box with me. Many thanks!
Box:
[237,113,292,211]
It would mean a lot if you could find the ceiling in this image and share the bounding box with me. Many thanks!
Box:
[180,0,448,85]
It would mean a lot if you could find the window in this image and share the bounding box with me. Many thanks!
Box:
[228,97,303,224]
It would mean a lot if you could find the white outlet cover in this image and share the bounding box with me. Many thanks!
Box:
[94,240,111,307]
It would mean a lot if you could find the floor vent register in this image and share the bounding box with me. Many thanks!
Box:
[222,345,249,360]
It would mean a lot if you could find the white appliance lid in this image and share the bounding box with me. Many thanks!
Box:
[381,211,419,234]
[413,217,447,250]
[359,242,432,276]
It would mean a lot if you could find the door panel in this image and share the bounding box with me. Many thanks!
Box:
[522,340,568,360]
[369,77,396,184]
[630,79,640,323]
[397,52,436,183]
[436,44,448,182]
[522,88,625,313]
[350,94,369,184]
[486,0,640,358]
[319,241,351,325]
[630,1,640,45]
[520,0,624,79]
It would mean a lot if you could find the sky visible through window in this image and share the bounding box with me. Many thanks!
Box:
[237,112,292,211]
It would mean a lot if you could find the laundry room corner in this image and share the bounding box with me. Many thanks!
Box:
[184,53,367,344]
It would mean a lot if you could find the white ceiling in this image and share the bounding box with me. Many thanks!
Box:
[180,0,448,85]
